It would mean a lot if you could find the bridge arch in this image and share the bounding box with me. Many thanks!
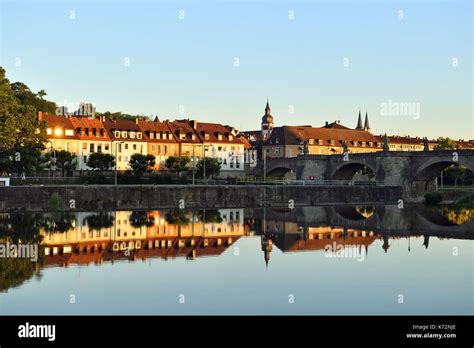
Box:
[331,162,376,181]
[266,167,294,178]
[412,158,473,190]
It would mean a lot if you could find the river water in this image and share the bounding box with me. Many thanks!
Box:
[0,205,472,315]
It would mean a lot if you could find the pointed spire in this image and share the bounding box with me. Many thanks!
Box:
[364,111,370,131]
[265,98,271,115]
[356,110,363,129]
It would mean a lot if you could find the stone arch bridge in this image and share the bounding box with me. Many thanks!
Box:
[257,150,474,197]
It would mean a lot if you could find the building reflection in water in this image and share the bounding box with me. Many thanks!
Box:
[40,209,247,267]
[1,205,471,275]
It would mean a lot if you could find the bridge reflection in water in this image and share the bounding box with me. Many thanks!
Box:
[0,205,472,315]
[10,204,471,270]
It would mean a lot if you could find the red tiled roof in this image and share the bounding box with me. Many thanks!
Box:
[193,121,243,145]
[166,120,201,144]
[104,119,146,142]
[265,126,380,148]
[136,120,177,143]
[322,121,352,130]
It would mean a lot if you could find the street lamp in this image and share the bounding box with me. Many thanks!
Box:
[115,141,124,185]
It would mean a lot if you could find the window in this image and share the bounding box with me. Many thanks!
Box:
[133,144,137,150]
[217,134,223,141]
[318,139,323,145]
[180,133,186,140]
[105,144,109,151]
[125,144,129,150]
[168,134,173,140]
[114,131,120,138]
[275,147,280,154]
[164,145,168,153]
[158,145,162,154]
[137,132,142,139]
[308,139,314,145]
[130,132,136,139]
[65,129,74,136]
[330,140,335,145]
[205,133,210,140]
[90,144,94,153]
[229,135,233,141]
[218,146,222,151]
[97,145,102,153]
[121,131,128,138]
[151,144,156,152]
[82,143,87,150]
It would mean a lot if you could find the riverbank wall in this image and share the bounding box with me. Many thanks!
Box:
[0,185,403,212]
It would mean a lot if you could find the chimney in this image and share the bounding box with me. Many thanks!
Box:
[135,118,139,124]
[325,121,328,126]
[38,111,43,121]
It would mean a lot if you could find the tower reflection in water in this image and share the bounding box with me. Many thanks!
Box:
[0,205,472,293]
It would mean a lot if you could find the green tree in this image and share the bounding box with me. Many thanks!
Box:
[129,153,155,177]
[54,150,77,177]
[0,67,48,174]
[10,81,57,114]
[434,137,460,150]
[86,153,115,172]
[196,157,221,178]
[165,156,190,176]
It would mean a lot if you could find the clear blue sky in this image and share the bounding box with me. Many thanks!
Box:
[1,0,472,139]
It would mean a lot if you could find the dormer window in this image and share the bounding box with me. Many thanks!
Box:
[318,139,323,145]
[204,133,210,140]
[369,141,373,147]
[228,135,233,141]
[99,129,104,137]
[353,141,358,146]
[156,132,160,139]
[130,132,136,139]
[137,132,142,139]
[308,139,314,145]
[168,133,172,140]
[114,131,121,138]
[330,140,335,145]
[121,131,128,138]
[191,134,196,140]
[217,134,223,141]
[65,129,74,136]
[180,133,186,140]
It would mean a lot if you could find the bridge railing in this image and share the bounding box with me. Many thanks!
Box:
[236,176,377,186]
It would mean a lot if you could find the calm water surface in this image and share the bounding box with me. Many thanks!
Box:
[0,205,472,315]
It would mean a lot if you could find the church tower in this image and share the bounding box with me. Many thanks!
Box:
[355,110,363,130]
[364,111,371,132]
[261,99,274,140]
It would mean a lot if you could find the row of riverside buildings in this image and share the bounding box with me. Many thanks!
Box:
[243,101,474,160]
[40,101,474,174]
[40,112,256,172]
